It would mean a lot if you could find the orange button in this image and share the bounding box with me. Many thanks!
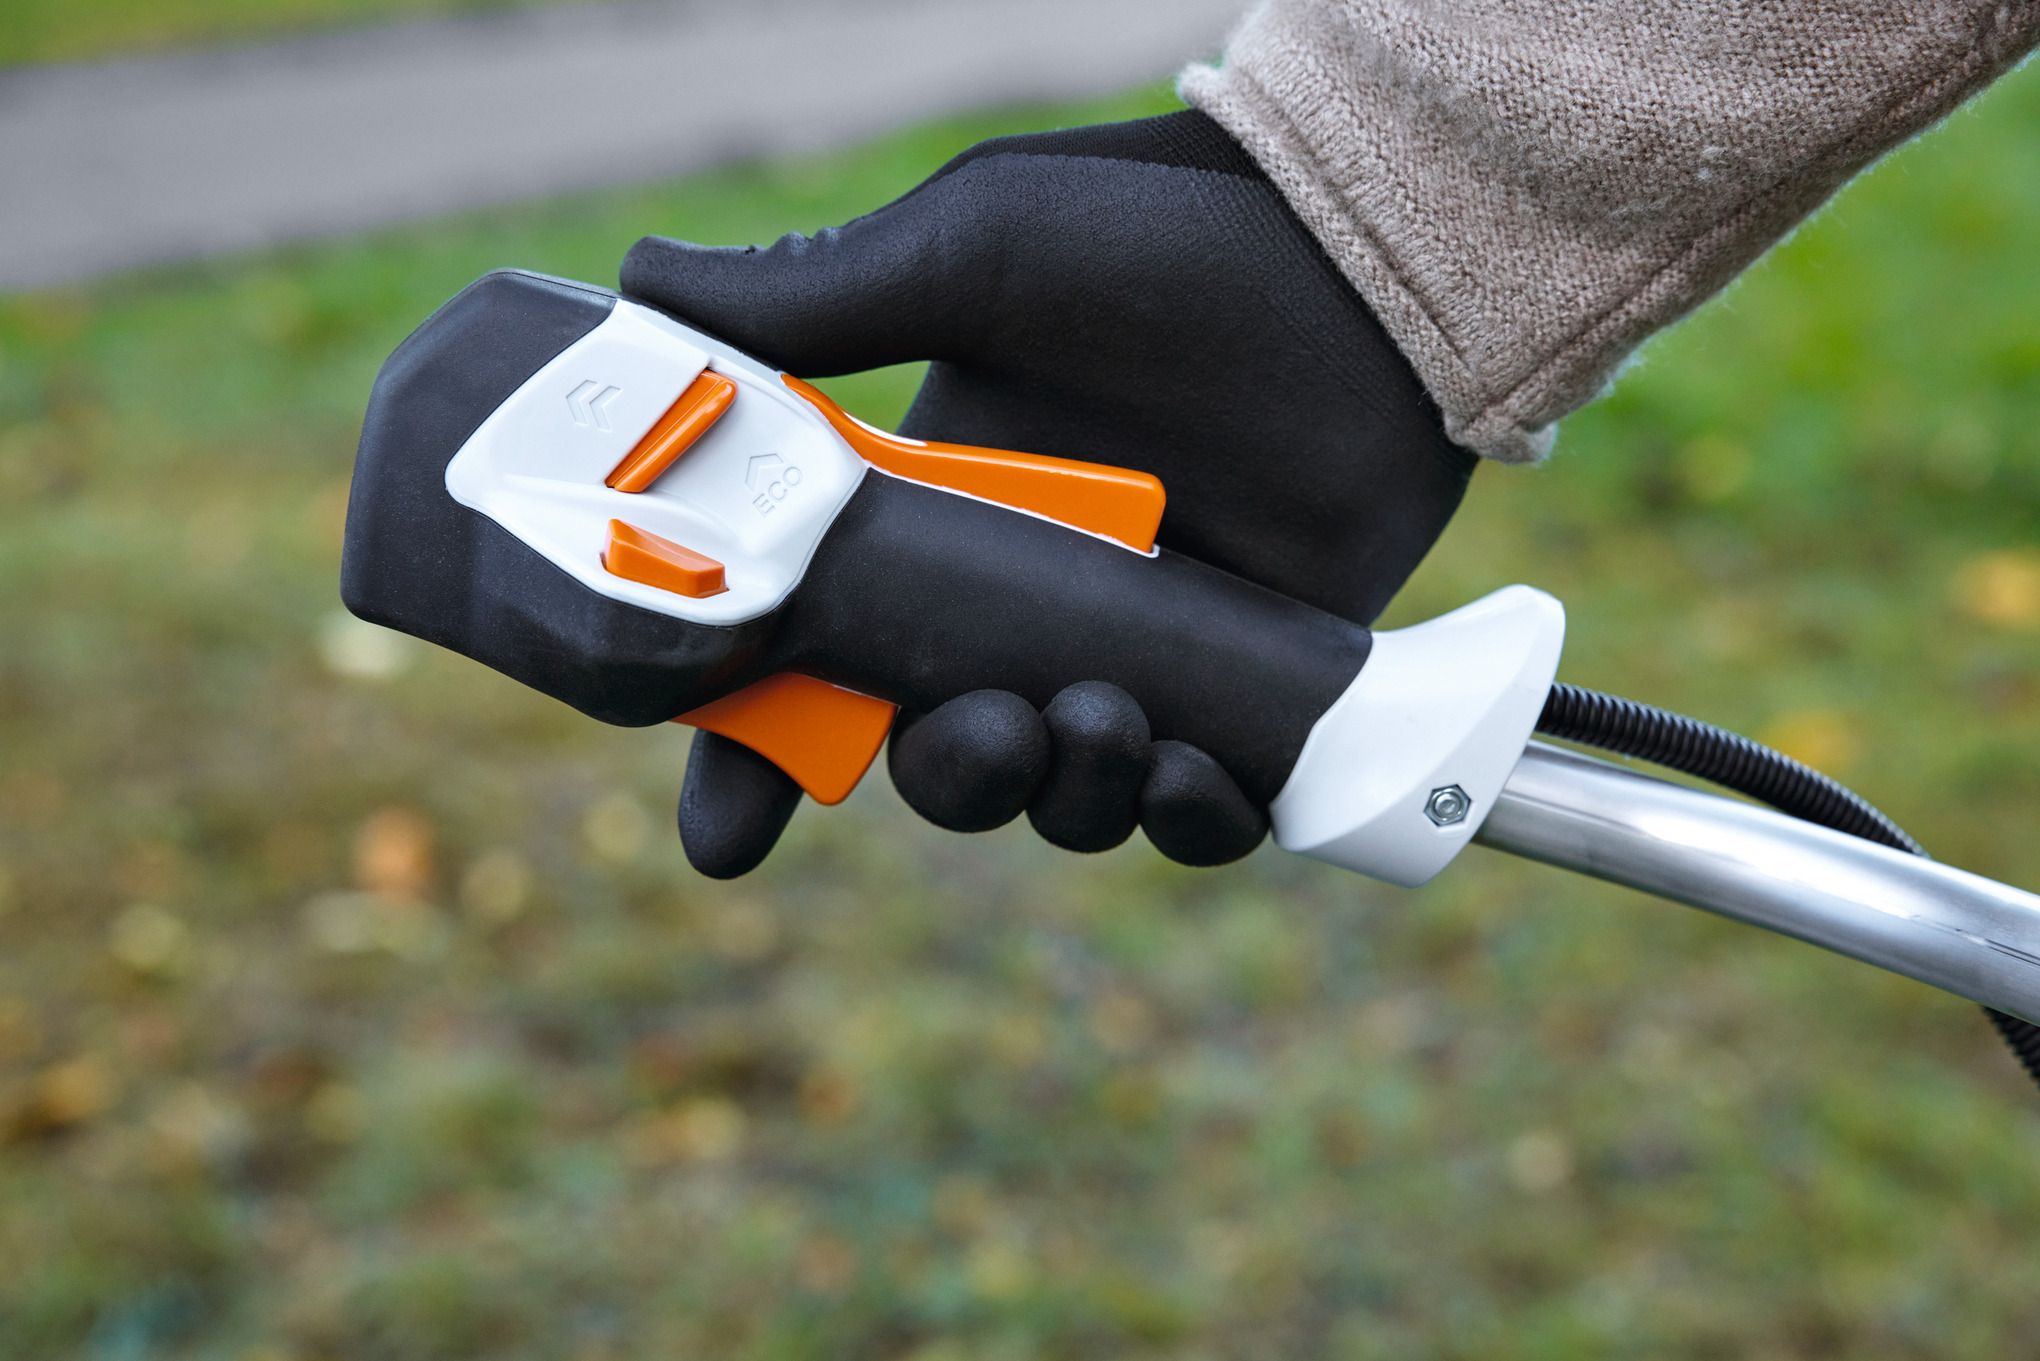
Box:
[605,369,737,493]
[602,520,727,598]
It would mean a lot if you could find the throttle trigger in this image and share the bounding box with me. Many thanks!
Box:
[676,673,897,806]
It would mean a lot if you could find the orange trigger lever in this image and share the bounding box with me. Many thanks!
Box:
[675,673,896,806]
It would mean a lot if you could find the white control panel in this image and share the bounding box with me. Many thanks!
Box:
[444,300,866,626]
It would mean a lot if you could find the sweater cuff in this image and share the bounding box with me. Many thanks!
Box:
[1182,0,2040,462]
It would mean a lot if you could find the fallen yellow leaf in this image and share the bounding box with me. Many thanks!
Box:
[1951,548,2040,630]
[1758,709,1862,775]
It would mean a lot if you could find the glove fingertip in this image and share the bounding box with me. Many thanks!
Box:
[618,233,671,287]
[679,731,804,879]
[889,690,1050,833]
[1139,740,1267,868]
[1028,682,1150,853]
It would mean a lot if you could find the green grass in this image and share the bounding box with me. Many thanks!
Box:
[0,0,583,67]
[5,69,2040,1359]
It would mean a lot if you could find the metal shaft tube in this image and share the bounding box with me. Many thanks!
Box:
[1475,743,2040,1024]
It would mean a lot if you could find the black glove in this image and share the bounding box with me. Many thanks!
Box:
[623,111,1477,876]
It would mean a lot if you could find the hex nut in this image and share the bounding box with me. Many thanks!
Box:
[1425,785,1471,827]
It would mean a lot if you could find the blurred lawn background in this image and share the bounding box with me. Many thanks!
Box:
[5,22,2040,1361]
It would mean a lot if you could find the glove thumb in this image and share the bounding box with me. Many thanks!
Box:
[620,189,974,377]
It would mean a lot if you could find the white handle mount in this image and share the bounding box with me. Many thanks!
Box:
[1270,585,1566,887]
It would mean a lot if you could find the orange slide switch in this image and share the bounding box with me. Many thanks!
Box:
[605,369,737,492]
[602,520,727,598]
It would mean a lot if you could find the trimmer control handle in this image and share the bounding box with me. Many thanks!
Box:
[344,269,1563,886]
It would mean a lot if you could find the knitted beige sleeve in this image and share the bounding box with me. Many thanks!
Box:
[1180,1,2040,461]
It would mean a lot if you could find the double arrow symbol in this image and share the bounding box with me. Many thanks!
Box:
[566,380,623,432]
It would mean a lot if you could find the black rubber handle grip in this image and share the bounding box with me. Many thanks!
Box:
[770,473,1369,805]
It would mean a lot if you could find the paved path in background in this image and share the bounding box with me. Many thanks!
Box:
[0,0,1240,291]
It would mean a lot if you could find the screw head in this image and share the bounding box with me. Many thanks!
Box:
[1425,785,1471,827]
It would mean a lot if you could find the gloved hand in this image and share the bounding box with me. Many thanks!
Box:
[623,110,1478,877]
